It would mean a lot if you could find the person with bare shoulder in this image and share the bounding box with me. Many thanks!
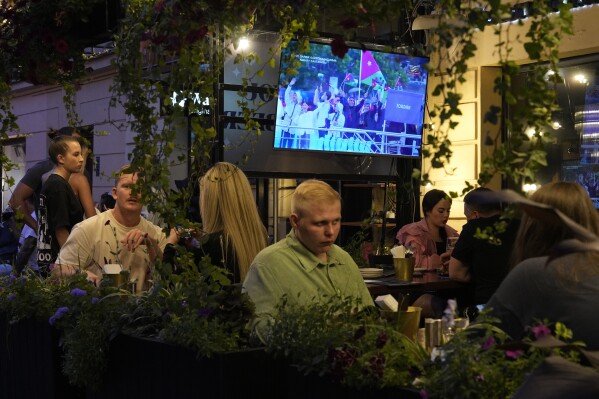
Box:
[36,136,85,275]
[8,127,81,232]
[67,142,96,218]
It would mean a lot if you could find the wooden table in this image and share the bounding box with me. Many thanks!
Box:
[366,271,467,301]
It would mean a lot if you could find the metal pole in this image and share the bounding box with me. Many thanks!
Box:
[273,178,279,243]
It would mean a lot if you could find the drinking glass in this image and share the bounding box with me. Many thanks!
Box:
[446,236,459,251]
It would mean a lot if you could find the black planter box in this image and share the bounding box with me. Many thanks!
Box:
[0,314,84,399]
[1,314,419,399]
[87,334,285,399]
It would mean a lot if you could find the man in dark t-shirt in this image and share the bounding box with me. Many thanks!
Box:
[449,188,520,305]
[37,136,84,274]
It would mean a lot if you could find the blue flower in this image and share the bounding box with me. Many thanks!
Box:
[8,293,16,300]
[48,306,69,326]
[70,288,87,297]
[91,297,99,305]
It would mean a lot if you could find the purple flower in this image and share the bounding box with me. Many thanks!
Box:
[368,353,385,379]
[330,37,349,59]
[197,307,212,317]
[9,274,16,283]
[91,297,99,305]
[375,332,389,348]
[532,324,551,339]
[354,325,366,340]
[154,0,166,12]
[505,350,524,359]
[8,293,16,300]
[70,288,87,297]
[55,306,69,317]
[53,39,69,54]
[329,345,359,381]
[49,306,69,325]
[419,389,429,399]
[482,336,496,350]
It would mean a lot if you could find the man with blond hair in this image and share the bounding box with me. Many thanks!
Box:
[56,165,167,292]
[243,179,374,342]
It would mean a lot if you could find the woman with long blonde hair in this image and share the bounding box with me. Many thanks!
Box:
[166,162,267,282]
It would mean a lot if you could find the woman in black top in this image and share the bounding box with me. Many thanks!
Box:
[164,162,268,283]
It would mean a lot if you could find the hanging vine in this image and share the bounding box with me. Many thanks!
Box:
[422,0,573,195]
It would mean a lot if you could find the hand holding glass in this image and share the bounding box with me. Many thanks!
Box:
[447,236,459,251]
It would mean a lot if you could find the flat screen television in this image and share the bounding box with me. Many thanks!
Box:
[274,40,429,157]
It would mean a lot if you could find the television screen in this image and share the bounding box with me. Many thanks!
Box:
[274,40,429,157]
[561,161,599,208]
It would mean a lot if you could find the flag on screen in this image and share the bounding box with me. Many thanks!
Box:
[407,64,421,75]
[360,51,385,87]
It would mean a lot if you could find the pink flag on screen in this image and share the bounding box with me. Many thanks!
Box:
[360,51,385,87]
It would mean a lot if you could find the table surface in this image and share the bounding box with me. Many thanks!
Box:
[365,270,466,298]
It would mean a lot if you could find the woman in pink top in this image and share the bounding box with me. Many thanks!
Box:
[396,189,458,270]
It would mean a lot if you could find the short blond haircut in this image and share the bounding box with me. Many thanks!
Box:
[199,162,267,280]
[291,179,341,218]
[113,164,138,187]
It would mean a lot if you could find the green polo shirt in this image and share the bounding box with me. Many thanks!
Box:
[243,229,374,342]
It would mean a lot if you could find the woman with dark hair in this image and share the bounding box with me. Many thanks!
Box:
[396,189,459,270]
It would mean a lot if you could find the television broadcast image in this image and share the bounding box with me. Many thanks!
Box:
[274,40,429,158]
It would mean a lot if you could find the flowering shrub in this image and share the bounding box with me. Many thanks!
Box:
[266,297,427,390]
[418,313,589,399]
[0,251,255,390]
[122,252,255,357]
[0,271,128,389]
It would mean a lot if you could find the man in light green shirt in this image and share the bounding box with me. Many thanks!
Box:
[243,179,374,342]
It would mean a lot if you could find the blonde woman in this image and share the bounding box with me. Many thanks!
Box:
[165,162,267,283]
